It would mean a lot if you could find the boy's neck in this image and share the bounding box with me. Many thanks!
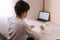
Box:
[16,16,23,20]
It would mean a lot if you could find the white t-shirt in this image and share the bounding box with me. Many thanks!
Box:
[8,17,40,40]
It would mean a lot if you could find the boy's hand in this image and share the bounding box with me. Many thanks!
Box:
[30,25,35,29]
[40,25,44,30]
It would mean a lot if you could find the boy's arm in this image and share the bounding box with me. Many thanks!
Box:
[23,21,40,40]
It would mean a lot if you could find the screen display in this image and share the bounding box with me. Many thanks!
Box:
[39,12,50,20]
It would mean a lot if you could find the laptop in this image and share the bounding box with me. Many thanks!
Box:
[37,11,50,22]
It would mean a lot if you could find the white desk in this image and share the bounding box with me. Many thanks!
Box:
[25,20,52,38]
[25,20,60,40]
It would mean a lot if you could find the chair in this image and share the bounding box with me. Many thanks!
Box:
[0,33,7,40]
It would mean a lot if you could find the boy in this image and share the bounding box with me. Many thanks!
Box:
[8,0,44,40]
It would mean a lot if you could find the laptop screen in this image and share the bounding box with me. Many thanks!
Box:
[38,12,50,21]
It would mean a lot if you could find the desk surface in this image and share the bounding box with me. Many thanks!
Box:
[25,20,51,36]
[25,20,60,40]
[25,20,60,35]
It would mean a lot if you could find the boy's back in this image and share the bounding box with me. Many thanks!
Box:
[8,17,28,40]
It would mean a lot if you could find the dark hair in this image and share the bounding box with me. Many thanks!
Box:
[14,0,30,16]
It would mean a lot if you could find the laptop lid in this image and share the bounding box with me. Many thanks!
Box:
[38,11,50,22]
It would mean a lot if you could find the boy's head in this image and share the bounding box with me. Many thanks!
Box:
[14,1,30,19]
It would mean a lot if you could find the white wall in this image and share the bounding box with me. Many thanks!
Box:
[0,0,19,38]
[0,18,8,38]
[24,0,43,20]
[45,0,60,26]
